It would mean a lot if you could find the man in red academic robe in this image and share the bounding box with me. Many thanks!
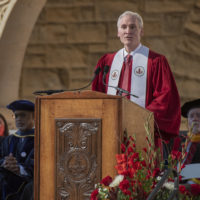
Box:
[92,11,181,150]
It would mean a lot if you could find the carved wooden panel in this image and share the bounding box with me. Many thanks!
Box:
[55,119,102,200]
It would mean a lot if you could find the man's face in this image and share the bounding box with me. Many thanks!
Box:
[14,110,34,132]
[117,15,143,51]
[188,108,200,134]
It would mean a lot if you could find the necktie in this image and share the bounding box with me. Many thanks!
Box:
[121,54,132,96]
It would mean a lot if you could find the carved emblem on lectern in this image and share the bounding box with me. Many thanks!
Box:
[55,119,101,200]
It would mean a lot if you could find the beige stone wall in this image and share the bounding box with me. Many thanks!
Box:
[20,0,200,130]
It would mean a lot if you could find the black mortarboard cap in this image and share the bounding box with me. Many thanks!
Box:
[181,99,200,118]
[7,100,34,112]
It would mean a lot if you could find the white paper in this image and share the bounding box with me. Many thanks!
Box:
[180,164,200,180]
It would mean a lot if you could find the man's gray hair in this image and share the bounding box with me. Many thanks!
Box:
[117,11,143,29]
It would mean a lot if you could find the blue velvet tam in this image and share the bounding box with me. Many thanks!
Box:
[6,100,35,112]
[181,99,200,118]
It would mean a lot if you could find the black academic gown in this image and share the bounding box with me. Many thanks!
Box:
[189,143,200,164]
[0,129,34,200]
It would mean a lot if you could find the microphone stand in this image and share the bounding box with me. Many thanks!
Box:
[33,67,101,95]
[102,66,139,98]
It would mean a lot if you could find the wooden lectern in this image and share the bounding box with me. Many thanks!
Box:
[34,90,153,200]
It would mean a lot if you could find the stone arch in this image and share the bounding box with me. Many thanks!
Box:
[0,0,46,106]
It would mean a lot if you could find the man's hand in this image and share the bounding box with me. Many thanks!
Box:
[2,153,20,174]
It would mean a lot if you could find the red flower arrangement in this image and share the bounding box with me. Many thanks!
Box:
[90,127,161,200]
[91,121,200,200]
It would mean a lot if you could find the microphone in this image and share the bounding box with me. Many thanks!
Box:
[33,66,101,95]
[102,65,138,98]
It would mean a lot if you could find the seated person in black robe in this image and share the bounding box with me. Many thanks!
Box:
[173,99,200,190]
[181,99,200,165]
[0,100,34,200]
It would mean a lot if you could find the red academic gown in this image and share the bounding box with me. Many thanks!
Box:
[92,50,181,144]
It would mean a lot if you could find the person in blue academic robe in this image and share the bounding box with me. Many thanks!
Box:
[0,100,35,200]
